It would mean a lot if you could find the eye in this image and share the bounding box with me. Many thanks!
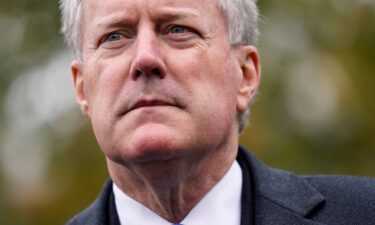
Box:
[104,33,124,42]
[162,24,200,48]
[169,26,188,34]
[97,31,132,49]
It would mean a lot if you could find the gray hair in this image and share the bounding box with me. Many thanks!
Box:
[59,0,259,132]
[217,0,259,132]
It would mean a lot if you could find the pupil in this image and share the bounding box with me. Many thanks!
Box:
[108,34,120,41]
[172,27,185,33]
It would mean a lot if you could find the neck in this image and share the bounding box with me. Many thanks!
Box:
[107,142,238,223]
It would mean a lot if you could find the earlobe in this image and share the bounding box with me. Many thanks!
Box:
[71,60,90,117]
[236,46,261,112]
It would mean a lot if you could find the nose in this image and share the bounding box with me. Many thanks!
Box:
[130,31,166,80]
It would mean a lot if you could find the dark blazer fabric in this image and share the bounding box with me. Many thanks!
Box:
[66,147,375,225]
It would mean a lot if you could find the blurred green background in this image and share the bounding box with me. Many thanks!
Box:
[0,0,374,224]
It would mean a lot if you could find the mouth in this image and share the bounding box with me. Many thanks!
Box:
[125,98,180,114]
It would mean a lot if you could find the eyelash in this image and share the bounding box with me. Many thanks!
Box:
[168,25,188,34]
[105,33,123,42]
[167,25,199,36]
[97,25,199,48]
[101,32,126,43]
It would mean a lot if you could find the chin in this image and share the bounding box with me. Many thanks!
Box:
[118,124,190,163]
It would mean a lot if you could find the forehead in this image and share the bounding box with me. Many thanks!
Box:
[83,0,219,11]
[82,0,223,25]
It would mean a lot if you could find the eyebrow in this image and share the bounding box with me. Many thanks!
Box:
[155,8,200,20]
[94,8,200,29]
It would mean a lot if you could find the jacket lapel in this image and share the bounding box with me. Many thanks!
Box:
[66,180,121,225]
[238,147,327,225]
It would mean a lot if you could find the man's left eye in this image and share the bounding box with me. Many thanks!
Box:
[169,26,188,34]
[163,25,199,47]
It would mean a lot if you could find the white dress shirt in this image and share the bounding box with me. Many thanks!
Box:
[113,161,243,225]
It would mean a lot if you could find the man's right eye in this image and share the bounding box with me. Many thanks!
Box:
[104,33,124,42]
[97,32,131,49]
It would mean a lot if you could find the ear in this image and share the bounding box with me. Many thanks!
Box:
[71,60,90,117]
[236,45,261,113]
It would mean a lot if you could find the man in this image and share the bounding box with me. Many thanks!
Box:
[60,0,375,224]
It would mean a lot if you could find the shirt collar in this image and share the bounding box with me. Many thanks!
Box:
[113,160,243,225]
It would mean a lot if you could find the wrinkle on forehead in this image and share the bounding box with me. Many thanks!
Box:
[82,0,221,25]
[93,8,201,30]
[80,0,228,55]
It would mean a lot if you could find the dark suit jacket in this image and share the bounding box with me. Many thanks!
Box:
[67,147,375,225]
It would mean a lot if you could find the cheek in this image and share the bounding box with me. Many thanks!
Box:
[171,50,239,126]
[84,57,130,110]
[83,58,133,152]
[189,53,238,105]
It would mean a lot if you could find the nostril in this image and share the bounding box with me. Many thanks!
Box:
[151,68,161,76]
[136,70,142,78]
[133,65,165,80]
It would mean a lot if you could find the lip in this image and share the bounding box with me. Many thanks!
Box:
[125,98,179,114]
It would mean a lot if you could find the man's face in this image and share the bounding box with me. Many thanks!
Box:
[72,0,259,164]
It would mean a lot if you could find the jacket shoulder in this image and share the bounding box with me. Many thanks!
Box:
[303,174,375,192]
[302,175,375,224]
[66,202,100,225]
[66,180,114,225]
[238,147,375,224]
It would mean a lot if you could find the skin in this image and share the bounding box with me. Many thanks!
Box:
[71,0,260,222]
